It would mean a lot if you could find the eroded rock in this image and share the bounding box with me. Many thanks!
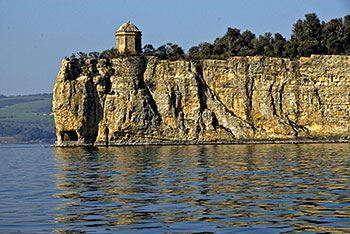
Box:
[53,55,350,146]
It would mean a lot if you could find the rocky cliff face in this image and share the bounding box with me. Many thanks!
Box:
[53,55,350,146]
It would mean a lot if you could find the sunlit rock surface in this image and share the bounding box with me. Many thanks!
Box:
[53,55,350,146]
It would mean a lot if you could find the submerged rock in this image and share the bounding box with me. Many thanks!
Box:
[53,55,350,146]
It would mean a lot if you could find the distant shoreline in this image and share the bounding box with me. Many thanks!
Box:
[0,136,54,145]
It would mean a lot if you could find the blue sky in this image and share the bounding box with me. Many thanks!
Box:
[0,0,349,95]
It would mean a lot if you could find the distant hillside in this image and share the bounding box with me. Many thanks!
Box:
[0,93,55,144]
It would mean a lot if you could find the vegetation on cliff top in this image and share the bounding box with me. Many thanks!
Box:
[69,13,350,61]
[188,13,350,59]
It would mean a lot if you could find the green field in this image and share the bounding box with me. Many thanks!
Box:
[0,94,56,144]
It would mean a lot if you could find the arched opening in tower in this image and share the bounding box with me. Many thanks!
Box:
[61,130,78,141]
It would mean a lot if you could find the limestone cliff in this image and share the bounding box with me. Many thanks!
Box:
[53,55,350,146]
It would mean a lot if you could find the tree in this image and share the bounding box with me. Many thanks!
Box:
[155,43,184,60]
[199,42,214,58]
[89,51,100,59]
[214,28,242,56]
[285,19,303,58]
[188,46,201,59]
[254,32,273,56]
[189,42,215,59]
[322,18,344,54]
[342,15,350,54]
[70,53,77,59]
[77,52,88,59]
[143,44,155,54]
[237,30,256,56]
[99,48,119,59]
[271,33,286,57]
[289,13,322,57]
[155,45,167,59]
[212,42,224,57]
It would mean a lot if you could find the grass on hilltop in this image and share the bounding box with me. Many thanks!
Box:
[0,94,55,144]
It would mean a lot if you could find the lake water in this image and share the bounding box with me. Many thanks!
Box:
[1,144,350,233]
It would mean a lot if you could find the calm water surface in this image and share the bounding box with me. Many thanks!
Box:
[1,144,350,233]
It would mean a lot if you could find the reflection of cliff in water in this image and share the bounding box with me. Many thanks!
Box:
[53,144,350,233]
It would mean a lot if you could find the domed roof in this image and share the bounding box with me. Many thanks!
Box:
[117,21,141,32]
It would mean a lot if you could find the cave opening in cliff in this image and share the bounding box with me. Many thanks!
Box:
[61,130,78,141]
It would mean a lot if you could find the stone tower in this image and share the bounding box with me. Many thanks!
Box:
[116,21,142,54]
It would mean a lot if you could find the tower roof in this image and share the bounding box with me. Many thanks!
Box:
[117,21,141,32]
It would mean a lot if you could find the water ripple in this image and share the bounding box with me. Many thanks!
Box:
[48,144,350,233]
